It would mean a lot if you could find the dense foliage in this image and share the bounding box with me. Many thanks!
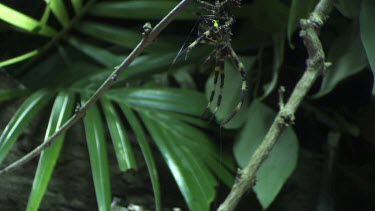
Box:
[0,0,374,210]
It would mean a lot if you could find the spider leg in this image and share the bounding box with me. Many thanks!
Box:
[221,46,247,126]
[186,29,214,52]
[201,49,222,119]
[196,0,215,10]
[182,28,216,60]
[209,49,225,121]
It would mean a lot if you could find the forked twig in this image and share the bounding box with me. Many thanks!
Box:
[0,0,193,175]
[217,0,334,210]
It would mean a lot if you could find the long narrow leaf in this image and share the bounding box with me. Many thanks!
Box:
[140,113,215,211]
[0,3,56,36]
[26,91,75,211]
[82,94,112,211]
[68,37,123,67]
[44,0,70,28]
[88,1,197,20]
[0,89,54,164]
[0,89,30,101]
[107,88,206,116]
[101,97,137,171]
[143,110,235,185]
[0,50,38,67]
[75,21,177,52]
[71,0,83,14]
[120,106,161,211]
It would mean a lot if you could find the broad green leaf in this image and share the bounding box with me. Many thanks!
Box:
[360,0,375,95]
[0,90,54,164]
[88,1,197,20]
[0,50,38,67]
[0,3,56,36]
[82,94,112,211]
[107,88,206,116]
[44,0,69,28]
[71,0,83,14]
[314,30,367,98]
[234,100,299,209]
[287,0,319,46]
[205,56,255,129]
[335,0,362,18]
[140,113,215,211]
[120,106,161,211]
[101,97,137,171]
[75,21,177,52]
[26,91,74,211]
[68,37,123,67]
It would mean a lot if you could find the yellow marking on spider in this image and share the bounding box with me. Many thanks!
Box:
[213,20,219,33]
[242,81,247,90]
[213,19,219,28]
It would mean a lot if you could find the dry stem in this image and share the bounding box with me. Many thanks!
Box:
[217,0,334,210]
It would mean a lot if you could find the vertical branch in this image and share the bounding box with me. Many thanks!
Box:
[217,0,334,210]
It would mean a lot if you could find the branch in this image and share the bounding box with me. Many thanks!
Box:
[0,0,193,175]
[217,0,334,210]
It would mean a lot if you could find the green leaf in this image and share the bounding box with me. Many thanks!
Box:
[44,0,70,28]
[82,94,112,211]
[287,0,319,46]
[140,112,216,211]
[26,91,75,211]
[0,3,56,36]
[0,89,54,164]
[107,88,206,116]
[141,110,234,172]
[360,0,375,95]
[234,100,299,209]
[71,0,83,14]
[243,0,289,34]
[78,47,210,86]
[160,117,235,186]
[68,37,123,67]
[145,109,209,128]
[120,106,161,211]
[101,97,137,171]
[205,56,256,129]
[39,5,51,27]
[75,21,177,52]
[172,66,197,90]
[335,0,362,18]
[261,33,284,99]
[0,89,30,101]
[0,49,38,67]
[88,1,197,20]
[314,29,368,98]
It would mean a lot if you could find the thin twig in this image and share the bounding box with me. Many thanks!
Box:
[0,0,193,175]
[217,0,334,210]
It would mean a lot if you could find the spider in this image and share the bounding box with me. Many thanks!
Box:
[183,0,247,126]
